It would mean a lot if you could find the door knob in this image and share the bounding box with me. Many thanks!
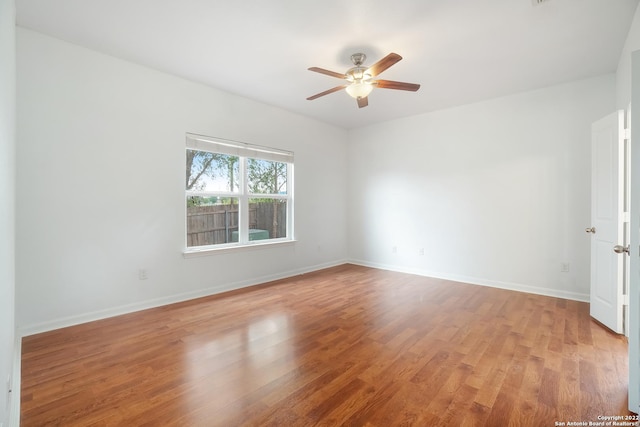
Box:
[585,227,596,234]
[613,245,630,255]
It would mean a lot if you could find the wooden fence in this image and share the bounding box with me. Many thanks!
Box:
[186,202,286,247]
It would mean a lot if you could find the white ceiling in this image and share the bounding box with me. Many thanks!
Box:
[16,0,640,129]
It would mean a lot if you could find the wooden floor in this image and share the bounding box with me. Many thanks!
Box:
[21,264,632,426]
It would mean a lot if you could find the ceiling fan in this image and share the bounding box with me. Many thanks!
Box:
[306,52,420,108]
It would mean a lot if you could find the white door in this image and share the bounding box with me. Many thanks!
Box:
[589,110,626,334]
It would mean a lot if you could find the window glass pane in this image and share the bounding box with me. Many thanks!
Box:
[249,198,287,240]
[247,158,287,194]
[186,150,239,192]
[186,197,239,247]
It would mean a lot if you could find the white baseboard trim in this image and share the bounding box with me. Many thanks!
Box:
[17,259,349,337]
[348,259,590,303]
[8,336,20,427]
[17,258,589,338]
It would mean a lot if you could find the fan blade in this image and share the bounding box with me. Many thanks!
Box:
[357,96,369,108]
[374,79,421,92]
[367,53,402,77]
[307,85,347,100]
[308,67,346,79]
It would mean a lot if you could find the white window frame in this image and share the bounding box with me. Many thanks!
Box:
[184,133,294,254]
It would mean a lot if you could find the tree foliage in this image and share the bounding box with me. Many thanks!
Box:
[187,150,286,199]
[247,159,287,195]
[186,150,215,191]
[186,150,239,193]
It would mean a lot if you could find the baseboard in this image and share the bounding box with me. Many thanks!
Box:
[17,257,589,337]
[17,259,349,337]
[348,259,590,302]
[8,336,20,427]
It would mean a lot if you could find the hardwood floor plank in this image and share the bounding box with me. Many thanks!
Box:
[558,357,580,422]
[538,367,560,408]
[339,379,403,426]
[439,383,480,426]
[21,264,632,426]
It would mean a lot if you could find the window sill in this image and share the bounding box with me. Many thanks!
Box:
[183,239,296,258]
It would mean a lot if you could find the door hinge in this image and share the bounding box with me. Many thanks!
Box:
[623,294,630,306]
[624,128,631,140]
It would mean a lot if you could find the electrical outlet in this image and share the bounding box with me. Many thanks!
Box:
[392,246,397,254]
[560,262,570,272]
[418,248,425,256]
[138,269,148,280]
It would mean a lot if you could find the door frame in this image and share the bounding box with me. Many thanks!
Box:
[628,49,640,414]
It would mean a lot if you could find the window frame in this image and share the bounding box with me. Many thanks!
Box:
[184,133,294,254]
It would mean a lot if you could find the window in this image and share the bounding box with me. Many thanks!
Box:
[185,133,293,250]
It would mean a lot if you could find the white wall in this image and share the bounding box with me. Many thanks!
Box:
[13,14,629,333]
[617,4,640,110]
[16,28,349,334]
[0,0,16,424]
[348,75,615,301]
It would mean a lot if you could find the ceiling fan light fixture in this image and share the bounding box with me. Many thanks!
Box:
[345,81,373,99]
[307,52,419,107]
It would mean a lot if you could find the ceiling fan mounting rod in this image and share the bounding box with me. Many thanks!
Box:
[350,53,366,66]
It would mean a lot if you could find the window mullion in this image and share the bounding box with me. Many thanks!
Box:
[239,156,249,244]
